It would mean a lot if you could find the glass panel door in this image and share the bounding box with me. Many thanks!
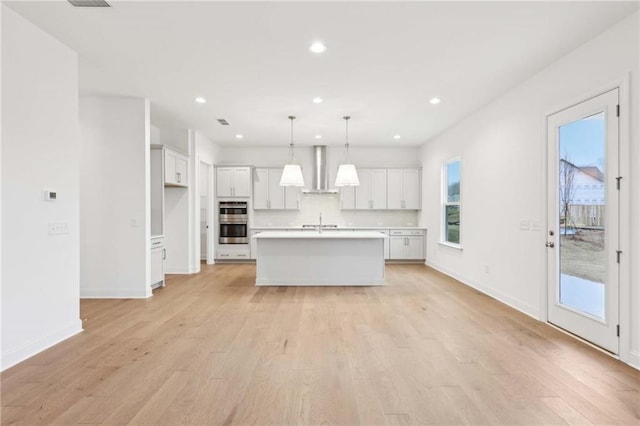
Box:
[547,89,619,354]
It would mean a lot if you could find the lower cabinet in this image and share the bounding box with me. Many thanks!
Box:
[150,236,165,289]
[216,248,250,260]
[389,230,425,260]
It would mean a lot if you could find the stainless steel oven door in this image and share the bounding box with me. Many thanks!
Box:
[219,223,248,244]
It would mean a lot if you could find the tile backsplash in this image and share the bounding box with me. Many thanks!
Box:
[252,193,419,227]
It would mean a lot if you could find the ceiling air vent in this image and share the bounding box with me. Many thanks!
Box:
[68,0,111,7]
[217,119,230,126]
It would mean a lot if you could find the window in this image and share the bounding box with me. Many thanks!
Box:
[442,158,461,246]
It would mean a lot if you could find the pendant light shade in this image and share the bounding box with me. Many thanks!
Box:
[335,116,360,187]
[280,116,305,187]
[280,164,305,186]
[335,164,360,186]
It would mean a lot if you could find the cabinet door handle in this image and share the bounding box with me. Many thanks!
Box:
[162,248,166,260]
[176,172,181,183]
[297,200,299,209]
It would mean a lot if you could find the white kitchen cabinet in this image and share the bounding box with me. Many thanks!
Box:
[150,236,165,289]
[216,248,250,260]
[340,186,356,209]
[388,229,425,260]
[284,185,300,210]
[355,169,387,209]
[387,168,420,210]
[253,168,299,210]
[268,169,285,209]
[164,148,189,187]
[253,168,269,209]
[216,166,251,197]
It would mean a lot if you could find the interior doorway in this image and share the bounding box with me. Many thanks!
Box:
[546,88,620,354]
[199,161,214,264]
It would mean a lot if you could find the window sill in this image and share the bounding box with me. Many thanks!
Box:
[438,241,463,251]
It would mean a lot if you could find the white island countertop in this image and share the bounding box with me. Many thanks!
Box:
[252,231,387,239]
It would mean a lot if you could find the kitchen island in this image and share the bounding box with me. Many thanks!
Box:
[253,231,386,286]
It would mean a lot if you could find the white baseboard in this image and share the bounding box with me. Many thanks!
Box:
[426,259,540,319]
[80,287,151,299]
[629,350,640,370]
[1,320,83,372]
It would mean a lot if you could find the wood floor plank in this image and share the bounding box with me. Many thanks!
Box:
[1,263,638,425]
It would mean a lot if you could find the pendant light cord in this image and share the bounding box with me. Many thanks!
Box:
[288,115,296,162]
[343,116,351,162]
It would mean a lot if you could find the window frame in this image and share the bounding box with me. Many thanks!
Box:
[440,157,462,249]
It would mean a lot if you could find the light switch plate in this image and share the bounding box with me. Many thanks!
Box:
[531,221,541,231]
[48,222,69,235]
[520,220,530,230]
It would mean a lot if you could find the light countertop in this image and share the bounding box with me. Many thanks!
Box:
[251,226,425,230]
[252,231,387,239]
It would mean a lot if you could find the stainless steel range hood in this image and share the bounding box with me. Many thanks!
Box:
[302,145,338,194]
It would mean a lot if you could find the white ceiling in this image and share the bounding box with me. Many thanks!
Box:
[6,1,639,147]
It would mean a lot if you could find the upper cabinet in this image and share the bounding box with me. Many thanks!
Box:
[341,167,418,210]
[387,168,420,210]
[253,167,299,209]
[355,169,387,210]
[163,146,189,188]
[216,166,251,197]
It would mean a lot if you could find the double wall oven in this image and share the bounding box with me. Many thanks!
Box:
[219,201,248,244]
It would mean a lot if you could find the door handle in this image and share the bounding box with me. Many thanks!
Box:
[545,242,555,248]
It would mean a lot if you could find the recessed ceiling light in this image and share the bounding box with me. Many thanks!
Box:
[309,41,326,53]
[393,135,401,140]
[315,134,322,139]
[195,96,207,104]
[430,97,441,105]
[313,97,323,104]
[235,134,243,139]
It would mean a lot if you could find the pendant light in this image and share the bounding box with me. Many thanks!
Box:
[335,116,360,186]
[280,115,305,187]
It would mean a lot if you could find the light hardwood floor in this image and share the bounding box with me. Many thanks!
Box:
[1,264,639,425]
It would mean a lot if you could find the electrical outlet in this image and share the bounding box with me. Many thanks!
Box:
[48,222,69,235]
[520,220,530,230]
[484,264,489,274]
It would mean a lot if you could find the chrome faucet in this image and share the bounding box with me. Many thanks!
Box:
[319,212,323,234]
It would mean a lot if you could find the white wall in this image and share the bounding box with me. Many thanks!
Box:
[218,146,421,227]
[79,96,151,298]
[1,6,82,370]
[192,131,220,271]
[160,127,189,154]
[218,145,419,170]
[419,12,639,368]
